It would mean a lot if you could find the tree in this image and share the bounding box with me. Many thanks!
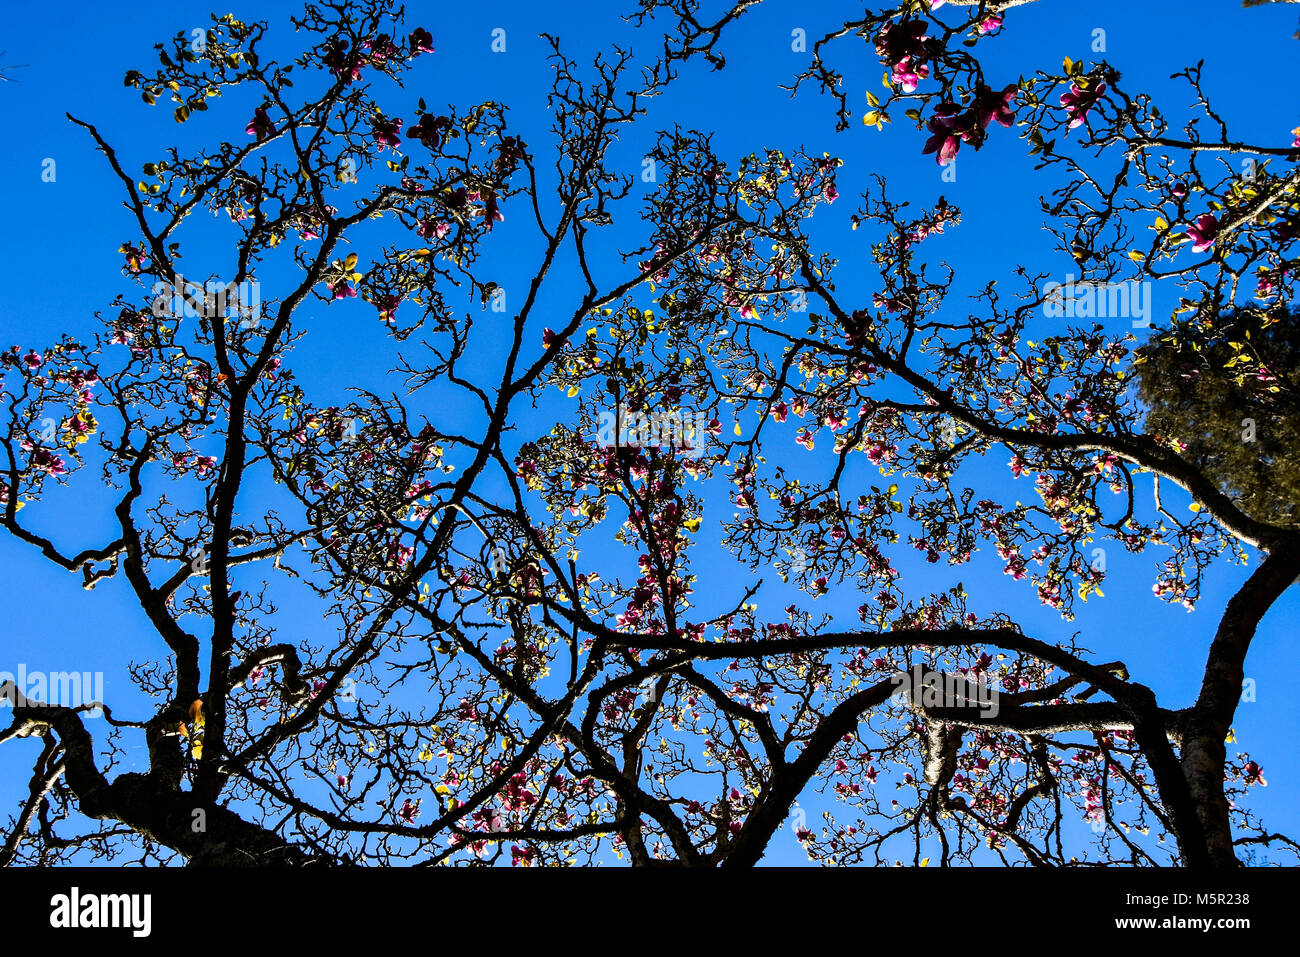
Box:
[1136,307,1300,530]
[2,0,1298,867]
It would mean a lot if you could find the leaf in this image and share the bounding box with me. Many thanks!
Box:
[734,421,743,436]
[1188,502,1202,512]
[920,857,930,867]
[1128,249,1145,262]
[343,252,358,270]
[1062,56,1074,75]
[683,517,702,533]
[866,90,879,108]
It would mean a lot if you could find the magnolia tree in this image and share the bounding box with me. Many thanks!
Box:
[2,0,1298,867]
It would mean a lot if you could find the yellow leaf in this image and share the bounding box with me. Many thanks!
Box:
[683,517,702,533]
[920,857,930,867]
[1188,502,1202,512]
[343,252,358,270]
[734,421,743,436]
[567,385,581,397]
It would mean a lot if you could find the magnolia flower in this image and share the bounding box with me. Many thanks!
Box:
[245,105,275,140]
[1059,80,1106,129]
[922,104,963,166]
[416,218,450,240]
[975,14,1003,35]
[1242,761,1267,787]
[409,113,451,150]
[30,449,67,477]
[973,84,1018,131]
[375,294,401,324]
[1186,213,1219,253]
[409,28,434,54]
[891,55,929,93]
[372,116,403,150]
[323,39,363,83]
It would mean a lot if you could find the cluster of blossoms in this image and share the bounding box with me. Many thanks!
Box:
[1152,561,1194,611]
[282,201,337,241]
[922,84,1018,166]
[109,307,153,354]
[900,197,960,250]
[875,20,940,94]
[322,28,433,87]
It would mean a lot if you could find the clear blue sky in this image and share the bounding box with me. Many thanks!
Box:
[1,0,1298,864]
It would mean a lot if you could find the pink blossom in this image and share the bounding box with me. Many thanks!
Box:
[922,104,963,166]
[409,28,435,55]
[891,56,929,93]
[373,116,403,150]
[1059,81,1106,129]
[1186,213,1219,253]
[245,106,275,140]
[1242,761,1267,788]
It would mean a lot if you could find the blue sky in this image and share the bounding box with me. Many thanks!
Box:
[1,0,1298,865]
